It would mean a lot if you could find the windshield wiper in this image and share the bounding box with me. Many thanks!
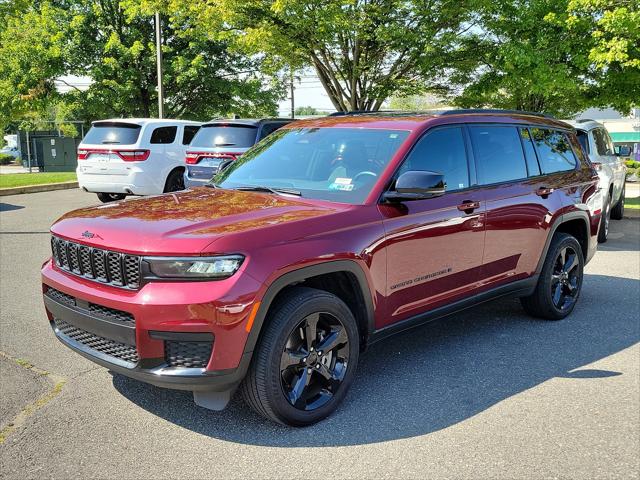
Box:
[234,185,302,196]
[204,183,218,189]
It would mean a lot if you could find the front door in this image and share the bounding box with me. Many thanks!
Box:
[379,125,486,328]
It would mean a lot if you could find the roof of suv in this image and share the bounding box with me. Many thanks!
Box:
[284,109,573,132]
[201,118,293,127]
[92,118,201,126]
[563,119,604,132]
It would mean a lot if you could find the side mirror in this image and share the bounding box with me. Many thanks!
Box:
[617,146,631,157]
[383,170,446,202]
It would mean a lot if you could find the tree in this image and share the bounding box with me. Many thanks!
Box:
[387,94,449,111]
[294,106,321,116]
[205,0,479,112]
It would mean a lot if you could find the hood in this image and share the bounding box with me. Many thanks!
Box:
[51,188,347,255]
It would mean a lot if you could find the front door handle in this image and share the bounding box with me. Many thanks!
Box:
[536,187,554,198]
[457,200,480,213]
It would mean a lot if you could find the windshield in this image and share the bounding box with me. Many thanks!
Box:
[83,122,141,145]
[191,124,258,148]
[214,127,410,204]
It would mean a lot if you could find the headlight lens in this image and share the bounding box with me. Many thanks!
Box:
[144,255,244,279]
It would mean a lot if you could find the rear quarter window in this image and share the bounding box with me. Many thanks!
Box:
[83,123,141,145]
[150,126,178,144]
[530,128,578,174]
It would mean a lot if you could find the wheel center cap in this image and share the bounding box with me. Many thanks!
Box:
[306,352,318,365]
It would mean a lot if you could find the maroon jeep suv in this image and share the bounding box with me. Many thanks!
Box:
[42,110,600,426]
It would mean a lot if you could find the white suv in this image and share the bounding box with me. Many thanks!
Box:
[566,119,627,243]
[77,119,201,202]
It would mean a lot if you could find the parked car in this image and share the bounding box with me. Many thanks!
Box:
[183,118,291,187]
[565,119,628,242]
[43,110,600,426]
[77,119,201,202]
[0,145,20,160]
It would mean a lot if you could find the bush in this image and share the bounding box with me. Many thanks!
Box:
[624,159,640,169]
[0,153,17,165]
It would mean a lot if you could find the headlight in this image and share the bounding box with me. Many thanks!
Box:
[142,255,244,280]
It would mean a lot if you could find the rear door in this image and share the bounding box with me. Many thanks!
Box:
[471,124,565,290]
[380,125,486,327]
[78,122,142,176]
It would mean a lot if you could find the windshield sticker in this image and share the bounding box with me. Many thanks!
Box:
[329,178,354,191]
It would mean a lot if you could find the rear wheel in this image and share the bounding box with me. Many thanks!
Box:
[241,287,359,426]
[164,169,185,193]
[611,184,625,220]
[521,233,584,320]
[96,193,126,203]
[597,194,611,243]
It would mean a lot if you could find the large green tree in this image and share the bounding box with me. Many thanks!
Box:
[202,0,480,112]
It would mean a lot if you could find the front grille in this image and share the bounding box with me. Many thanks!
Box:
[165,341,213,368]
[89,303,135,325]
[51,236,141,289]
[54,318,139,365]
[45,287,76,307]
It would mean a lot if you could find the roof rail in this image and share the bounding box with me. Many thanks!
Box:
[576,118,595,123]
[436,109,555,119]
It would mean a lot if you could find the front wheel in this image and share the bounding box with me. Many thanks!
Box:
[611,184,625,220]
[96,193,126,203]
[521,233,584,320]
[240,287,359,426]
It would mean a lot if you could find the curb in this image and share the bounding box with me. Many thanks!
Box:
[0,181,79,196]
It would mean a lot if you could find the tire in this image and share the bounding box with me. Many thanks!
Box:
[520,233,584,320]
[164,169,185,193]
[240,287,360,427]
[597,194,611,243]
[96,192,126,203]
[611,184,625,220]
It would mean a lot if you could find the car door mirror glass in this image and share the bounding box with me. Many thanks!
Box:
[384,170,446,202]
[617,146,631,157]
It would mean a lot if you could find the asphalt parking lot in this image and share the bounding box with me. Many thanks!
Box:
[1,188,639,479]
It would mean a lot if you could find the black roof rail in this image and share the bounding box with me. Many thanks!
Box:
[436,109,555,119]
[576,118,595,123]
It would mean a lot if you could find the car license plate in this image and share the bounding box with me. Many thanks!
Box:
[198,158,222,168]
[91,153,111,163]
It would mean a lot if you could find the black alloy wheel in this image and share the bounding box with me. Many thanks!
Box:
[164,169,185,193]
[549,245,580,312]
[280,312,349,411]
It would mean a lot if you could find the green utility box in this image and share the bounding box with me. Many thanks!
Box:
[34,136,79,172]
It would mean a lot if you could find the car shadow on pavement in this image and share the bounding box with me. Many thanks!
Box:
[0,202,25,212]
[113,273,639,446]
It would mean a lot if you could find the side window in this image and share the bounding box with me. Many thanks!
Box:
[470,126,528,184]
[258,123,282,140]
[150,126,177,144]
[576,130,590,155]
[519,128,541,176]
[399,126,469,191]
[182,125,200,145]
[530,128,578,174]
[593,128,612,156]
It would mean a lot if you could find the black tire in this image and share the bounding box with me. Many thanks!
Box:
[96,192,126,203]
[611,184,625,220]
[240,287,359,427]
[597,194,611,243]
[164,169,185,193]
[520,233,584,320]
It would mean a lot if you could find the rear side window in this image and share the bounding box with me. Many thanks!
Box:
[399,127,469,191]
[530,128,577,174]
[182,125,200,145]
[83,123,141,145]
[191,125,258,148]
[519,128,541,176]
[593,128,613,156]
[150,126,177,144]
[258,123,284,140]
[576,130,590,155]
[470,126,528,184]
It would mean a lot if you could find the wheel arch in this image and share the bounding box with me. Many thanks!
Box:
[163,166,186,191]
[244,261,376,355]
[535,211,590,274]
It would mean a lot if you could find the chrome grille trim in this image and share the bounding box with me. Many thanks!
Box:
[50,235,141,289]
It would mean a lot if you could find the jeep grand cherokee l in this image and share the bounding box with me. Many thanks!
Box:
[42,110,600,426]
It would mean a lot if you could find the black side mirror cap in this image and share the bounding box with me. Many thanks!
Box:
[383,170,446,202]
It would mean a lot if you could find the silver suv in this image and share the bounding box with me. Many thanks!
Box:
[566,119,627,242]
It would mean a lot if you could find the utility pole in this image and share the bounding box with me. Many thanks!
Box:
[155,12,164,119]
[290,69,295,119]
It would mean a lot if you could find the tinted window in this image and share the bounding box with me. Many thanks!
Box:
[83,122,141,145]
[150,126,177,144]
[593,128,612,156]
[182,125,200,145]
[576,130,590,155]
[191,125,258,148]
[399,127,469,191]
[470,126,527,184]
[258,123,285,140]
[519,128,541,176]
[530,128,577,174]
[216,128,409,204]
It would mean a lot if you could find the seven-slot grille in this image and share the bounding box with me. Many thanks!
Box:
[51,236,141,289]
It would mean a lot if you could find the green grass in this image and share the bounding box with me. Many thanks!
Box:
[626,196,640,210]
[0,172,77,189]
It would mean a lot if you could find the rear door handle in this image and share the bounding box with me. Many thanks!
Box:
[536,187,554,197]
[457,200,481,213]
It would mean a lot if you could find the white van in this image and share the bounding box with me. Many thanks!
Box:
[76,119,201,202]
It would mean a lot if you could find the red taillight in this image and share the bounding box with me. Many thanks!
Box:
[116,150,150,162]
[185,151,238,165]
[77,149,88,160]
[185,151,201,164]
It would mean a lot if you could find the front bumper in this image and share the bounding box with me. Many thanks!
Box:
[42,259,262,392]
